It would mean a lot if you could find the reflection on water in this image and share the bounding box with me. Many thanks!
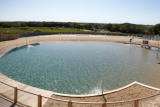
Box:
[0,42,160,95]
[27,45,34,54]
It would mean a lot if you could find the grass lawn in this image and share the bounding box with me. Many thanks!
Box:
[0,27,87,34]
[0,27,143,37]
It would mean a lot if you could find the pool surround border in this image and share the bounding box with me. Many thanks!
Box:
[0,37,160,98]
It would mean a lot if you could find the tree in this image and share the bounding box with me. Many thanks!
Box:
[21,22,26,27]
[153,24,160,34]
[106,23,112,31]
[102,25,107,29]
[111,24,120,32]
[2,23,11,28]
[17,23,21,27]
[84,24,92,30]
[94,24,99,29]
[0,22,2,27]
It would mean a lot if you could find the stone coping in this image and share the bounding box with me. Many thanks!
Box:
[51,81,160,98]
[0,46,16,58]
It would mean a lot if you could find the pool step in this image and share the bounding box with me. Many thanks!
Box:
[30,42,40,45]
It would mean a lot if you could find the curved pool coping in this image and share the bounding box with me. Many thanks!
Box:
[51,81,160,98]
[0,36,160,98]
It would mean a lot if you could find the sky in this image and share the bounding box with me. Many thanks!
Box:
[0,0,160,25]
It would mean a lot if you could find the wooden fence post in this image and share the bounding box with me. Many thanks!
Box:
[3,33,4,41]
[134,100,139,107]
[102,103,106,107]
[68,101,72,107]
[0,32,1,42]
[14,87,18,103]
[102,82,104,95]
[38,94,42,107]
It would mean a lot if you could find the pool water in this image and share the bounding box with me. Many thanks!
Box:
[0,42,160,95]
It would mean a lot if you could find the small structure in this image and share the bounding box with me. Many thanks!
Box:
[91,28,99,32]
[91,28,94,31]
[100,29,110,33]
[141,31,151,48]
[94,29,99,32]
[141,40,151,48]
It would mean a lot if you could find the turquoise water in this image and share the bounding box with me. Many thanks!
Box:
[0,42,160,95]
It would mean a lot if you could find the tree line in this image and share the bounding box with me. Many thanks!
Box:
[0,22,159,34]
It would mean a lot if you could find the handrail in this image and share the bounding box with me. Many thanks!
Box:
[0,79,15,88]
[0,80,39,96]
[18,88,39,96]
[0,79,160,106]
[41,95,69,102]
[71,92,160,104]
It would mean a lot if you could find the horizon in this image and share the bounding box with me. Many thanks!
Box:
[0,0,160,25]
[0,21,155,26]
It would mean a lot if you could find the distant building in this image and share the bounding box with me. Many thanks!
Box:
[91,28,99,32]
[91,28,94,31]
[100,29,110,33]
[94,29,99,32]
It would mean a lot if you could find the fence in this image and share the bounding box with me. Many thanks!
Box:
[0,80,160,107]
[0,32,144,42]
[0,32,55,41]
[0,33,20,41]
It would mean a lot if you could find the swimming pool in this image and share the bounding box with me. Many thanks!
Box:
[0,42,160,95]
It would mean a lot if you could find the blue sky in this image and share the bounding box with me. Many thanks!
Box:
[0,0,159,25]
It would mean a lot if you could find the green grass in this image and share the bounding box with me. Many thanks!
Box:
[0,27,83,34]
[0,27,143,37]
[0,27,34,34]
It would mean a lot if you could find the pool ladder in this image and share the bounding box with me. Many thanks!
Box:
[157,52,160,64]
